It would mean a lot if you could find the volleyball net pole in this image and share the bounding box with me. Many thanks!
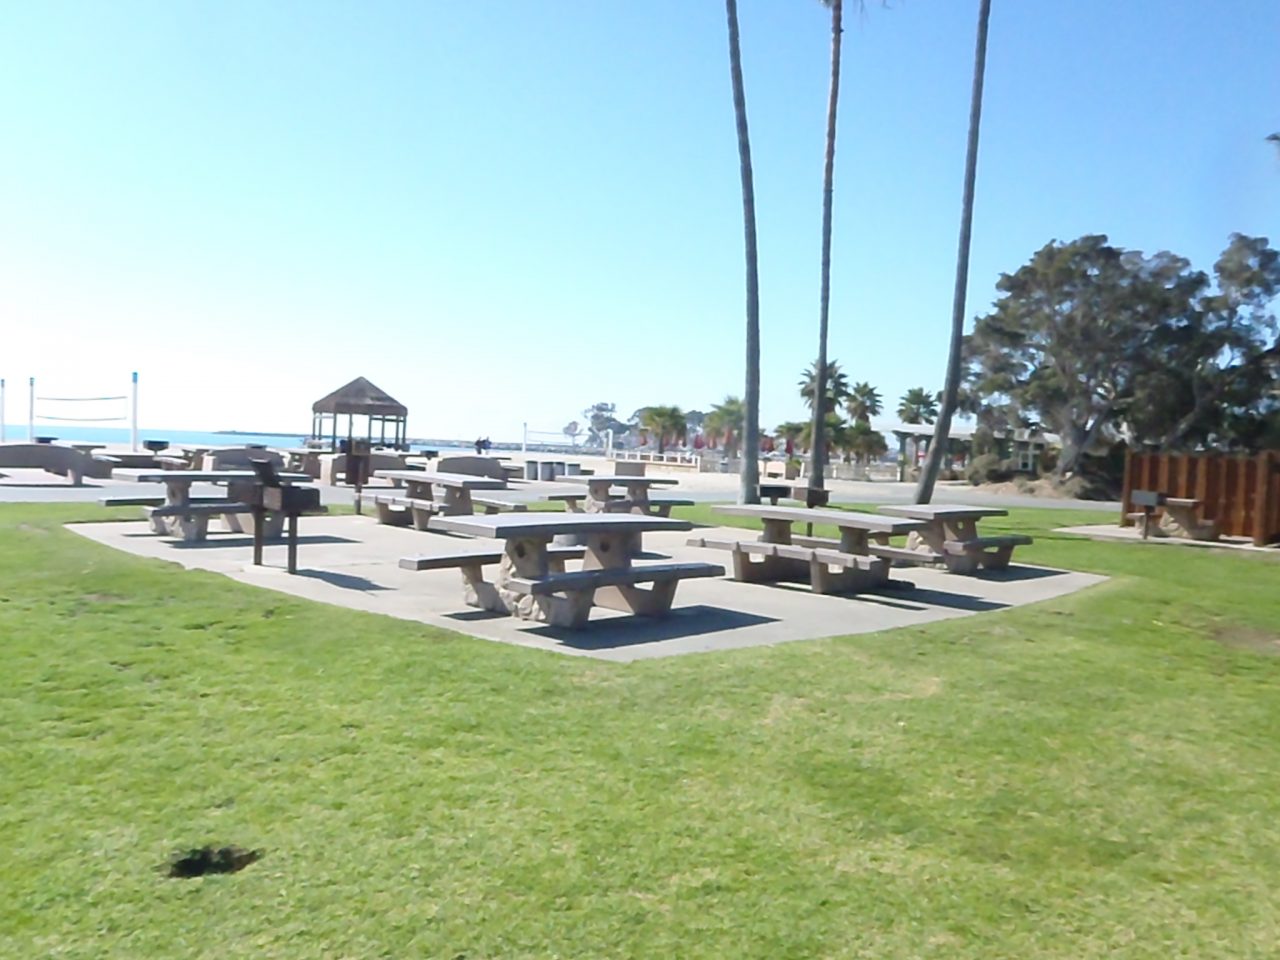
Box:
[28,377,34,441]
[131,371,139,451]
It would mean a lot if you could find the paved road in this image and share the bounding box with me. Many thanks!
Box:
[0,471,1118,513]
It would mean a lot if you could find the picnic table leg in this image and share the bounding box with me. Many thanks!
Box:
[495,536,592,626]
[409,504,437,531]
[980,543,1016,570]
[940,518,983,574]
[376,499,413,526]
[585,531,677,617]
[150,479,188,535]
[460,561,503,611]
[442,488,472,516]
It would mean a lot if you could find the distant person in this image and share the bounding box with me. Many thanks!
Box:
[482,437,492,454]
[474,437,484,456]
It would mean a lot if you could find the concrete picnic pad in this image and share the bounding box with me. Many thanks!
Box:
[69,515,1106,662]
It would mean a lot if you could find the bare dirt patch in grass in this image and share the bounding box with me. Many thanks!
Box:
[1211,624,1280,657]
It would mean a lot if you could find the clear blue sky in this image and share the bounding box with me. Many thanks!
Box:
[3,1,1278,439]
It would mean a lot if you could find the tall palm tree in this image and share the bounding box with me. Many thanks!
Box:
[808,0,845,494]
[774,421,807,455]
[846,419,888,465]
[639,405,686,455]
[705,395,745,459]
[799,360,850,415]
[845,381,883,424]
[916,0,993,504]
[898,387,939,424]
[800,412,847,456]
[725,0,761,504]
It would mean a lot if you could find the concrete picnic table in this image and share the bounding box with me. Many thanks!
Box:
[112,468,312,541]
[422,512,722,629]
[373,469,508,515]
[1159,497,1220,540]
[697,504,927,594]
[555,474,680,514]
[878,503,1032,574]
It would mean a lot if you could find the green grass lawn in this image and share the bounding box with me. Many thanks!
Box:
[3,501,1279,958]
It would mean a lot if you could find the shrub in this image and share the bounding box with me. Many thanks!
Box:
[965,453,1016,486]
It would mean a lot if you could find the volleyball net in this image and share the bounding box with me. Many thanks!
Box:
[1,372,140,448]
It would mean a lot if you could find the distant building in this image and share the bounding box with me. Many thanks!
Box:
[884,423,1055,481]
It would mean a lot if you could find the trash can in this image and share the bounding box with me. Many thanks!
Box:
[565,462,582,476]
[551,460,567,479]
[539,461,556,481]
[524,460,540,481]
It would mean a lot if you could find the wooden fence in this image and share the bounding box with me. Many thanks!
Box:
[1120,450,1280,546]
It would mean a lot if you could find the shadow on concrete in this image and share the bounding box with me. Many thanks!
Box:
[856,587,1008,614]
[0,481,102,489]
[445,609,508,623]
[972,565,1069,583]
[292,568,391,592]
[524,605,779,651]
[123,534,360,549]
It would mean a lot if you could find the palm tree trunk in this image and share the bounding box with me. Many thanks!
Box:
[725,0,761,505]
[915,0,992,504]
[808,0,843,494]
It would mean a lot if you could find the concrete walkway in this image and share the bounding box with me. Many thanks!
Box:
[70,515,1106,663]
[1057,522,1279,553]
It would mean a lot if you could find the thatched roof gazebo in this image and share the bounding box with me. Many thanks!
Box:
[311,377,409,450]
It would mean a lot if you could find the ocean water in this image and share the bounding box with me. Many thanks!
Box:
[0,424,476,455]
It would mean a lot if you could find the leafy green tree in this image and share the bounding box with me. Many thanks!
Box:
[639,405,687,455]
[898,387,939,425]
[724,0,761,503]
[1120,234,1280,449]
[964,236,1164,475]
[799,360,850,415]
[581,401,627,446]
[916,0,993,504]
[964,233,1279,474]
[845,381,883,424]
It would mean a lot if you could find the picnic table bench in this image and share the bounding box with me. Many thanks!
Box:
[1126,490,1220,541]
[555,474,680,514]
[373,469,508,522]
[878,504,1032,574]
[372,491,527,529]
[110,468,314,542]
[420,512,723,629]
[692,504,926,594]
